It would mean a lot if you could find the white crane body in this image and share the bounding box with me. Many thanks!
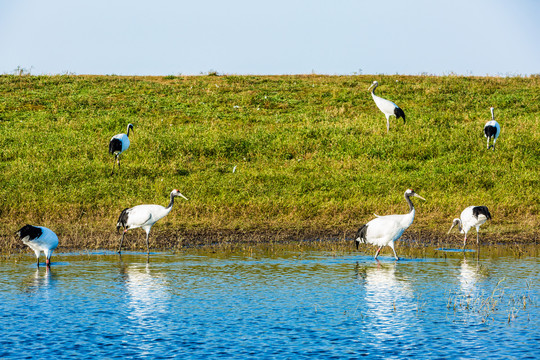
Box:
[484,107,500,150]
[448,205,492,248]
[16,225,59,268]
[355,189,424,260]
[368,81,406,132]
[109,123,134,174]
[116,189,188,254]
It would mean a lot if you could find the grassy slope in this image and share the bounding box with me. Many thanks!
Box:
[0,74,539,251]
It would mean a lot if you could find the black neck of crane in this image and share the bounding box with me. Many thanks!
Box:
[167,193,175,209]
[404,194,415,213]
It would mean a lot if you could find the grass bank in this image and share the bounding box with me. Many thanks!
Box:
[0,74,538,253]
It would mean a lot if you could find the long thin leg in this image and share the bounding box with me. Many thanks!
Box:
[145,231,150,254]
[390,245,399,261]
[111,155,117,175]
[462,236,467,250]
[374,246,382,259]
[476,228,480,246]
[118,230,127,254]
[386,116,390,133]
[36,256,40,268]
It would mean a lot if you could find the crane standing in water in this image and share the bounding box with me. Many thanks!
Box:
[355,189,425,260]
[15,225,59,268]
[448,206,492,249]
[116,189,188,254]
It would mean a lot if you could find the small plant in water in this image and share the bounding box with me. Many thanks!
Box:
[445,277,536,325]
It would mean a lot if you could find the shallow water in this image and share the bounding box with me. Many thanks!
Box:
[0,249,538,359]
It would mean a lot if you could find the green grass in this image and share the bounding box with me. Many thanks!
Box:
[0,74,539,251]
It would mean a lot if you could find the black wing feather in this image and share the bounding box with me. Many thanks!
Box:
[484,125,497,138]
[394,107,406,122]
[472,206,492,220]
[17,224,42,241]
[109,138,123,154]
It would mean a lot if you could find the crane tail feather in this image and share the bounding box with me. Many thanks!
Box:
[394,107,405,123]
[472,206,492,220]
[109,138,122,154]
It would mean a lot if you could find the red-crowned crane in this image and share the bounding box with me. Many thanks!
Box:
[355,189,425,260]
[484,107,500,150]
[109,123,134,175]
[116,189,188,254]
[448,206,492,248]
[368,81,406,133]
[15,225,59,268]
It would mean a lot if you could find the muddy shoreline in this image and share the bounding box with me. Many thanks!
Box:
[2,227,538,255]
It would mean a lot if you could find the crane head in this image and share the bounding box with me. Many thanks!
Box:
[367,80,378,91]
[448,218,462,234]
[405,189,426,201]
[127,123,134,135]
[172,189,188,201]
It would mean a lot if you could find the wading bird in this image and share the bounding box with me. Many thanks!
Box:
[116,189,188,254]
[368,80,406,132]
[109,123,134,174]
[355,189,425,260]
[484,107,500,150]
[15,225,59,268]
[448,206,492,248]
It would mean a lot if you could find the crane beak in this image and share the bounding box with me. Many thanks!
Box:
[178,193,188,201]
[413,193,426,201]
[447,223,456,234]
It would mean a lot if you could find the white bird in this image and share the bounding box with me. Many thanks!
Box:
[355,189,425,260]
[16,225,59,268]
[109,123,134,174]
[368,81,406,132]
[448,206,492,248]
[484,107,500,150]
[116,189,188,254]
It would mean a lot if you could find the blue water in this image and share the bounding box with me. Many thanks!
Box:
[0,250,538,359]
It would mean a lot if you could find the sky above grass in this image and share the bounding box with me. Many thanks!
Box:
[0,0,538,76]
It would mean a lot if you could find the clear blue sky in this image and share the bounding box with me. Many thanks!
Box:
[1,0,538,76]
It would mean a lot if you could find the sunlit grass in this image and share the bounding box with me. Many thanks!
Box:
[0,74,538,252]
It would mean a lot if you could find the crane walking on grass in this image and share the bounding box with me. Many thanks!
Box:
[448,206,492,249]
[368,81,406,132]
[116,189,188,254]
[15,225,59,268]
[484,107,500,150]
[355,189,425,260]
[109,123,134,175]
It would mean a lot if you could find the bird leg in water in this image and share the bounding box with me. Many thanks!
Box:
[46,258,51,268]
[462,236,467,250]
[118,230,127,254]
[391,248,399,261]
[145,232,150,254]
[374,246,382,259]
